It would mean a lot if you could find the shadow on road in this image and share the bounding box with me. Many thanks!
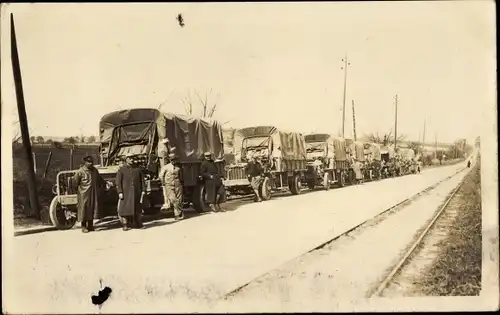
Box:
[93,188,332,231]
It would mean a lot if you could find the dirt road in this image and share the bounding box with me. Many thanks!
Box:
[4,162,467,313]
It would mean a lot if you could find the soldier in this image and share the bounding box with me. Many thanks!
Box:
[352,157,363,184]
[158,154,172,211]
[200,152,225,212]
[73,156,108,233]
[116,153,146,231]
[245,155,264,202]
[272,145,282,170]
[162,153,184,221]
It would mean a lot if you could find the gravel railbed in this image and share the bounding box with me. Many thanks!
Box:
[391,160,482,296]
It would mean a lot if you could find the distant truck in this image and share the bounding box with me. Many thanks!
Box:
[345,140,366,183]
[362,142,382,180]
[223,126,307,200]
[303,133,349,190]
[49,108,226,229]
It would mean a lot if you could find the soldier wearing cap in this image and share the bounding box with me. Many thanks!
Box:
[200,152,225,212]
[116,153,146,231]
[245,155,264,202]
[352,157,363,184]
[72,155,108,233]
[161,153,184,220]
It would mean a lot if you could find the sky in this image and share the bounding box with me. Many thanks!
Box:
[1,2,496,145]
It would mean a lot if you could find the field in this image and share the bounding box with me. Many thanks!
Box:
[12,143,100,224]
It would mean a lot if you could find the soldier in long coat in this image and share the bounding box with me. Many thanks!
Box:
[352,158,363,184]
[116,153,146,231]
[200,152,225,212]
[162,153,184,220]
[245,155,264,202]
[73,156,107,233]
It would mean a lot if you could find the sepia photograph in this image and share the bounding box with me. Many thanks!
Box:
[1,2,498,313]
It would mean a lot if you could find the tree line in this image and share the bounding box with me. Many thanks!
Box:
[27,135,98,144]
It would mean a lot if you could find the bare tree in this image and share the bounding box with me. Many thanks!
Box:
[64,137,77,144]
[182,90,195,116]
[12,120,36,144]
[366,130,405,146]
[408,141,422,154]
[36,136,45,144]
[182,88,221,119]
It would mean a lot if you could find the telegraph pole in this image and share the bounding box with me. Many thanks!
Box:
[11,14,40,219]
[341,54,350,137]
[394,95,398,147]
[352,99,357,141]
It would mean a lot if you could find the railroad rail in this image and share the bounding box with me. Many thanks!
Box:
[221,165,468,300]
[368,166,471,298]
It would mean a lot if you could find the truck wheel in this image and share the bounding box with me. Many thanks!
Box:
[49,196,77,230]
[192,185,208,213]
[259,177,272,201]
[323,173,331,190]
[290,174,302,195]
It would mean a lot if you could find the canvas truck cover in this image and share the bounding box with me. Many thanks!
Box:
[368,142,382,161]
[380,145,395,159]
[354,141,366,161]
[398,148,415,161]
[400,148,415,161]
[345,138,354,156]
[99,108,224,162]
[305,134,347,161]
[233,126,307,161]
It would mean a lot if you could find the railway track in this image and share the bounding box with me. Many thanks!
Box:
[368,165,471,298]
[221,165,468,301]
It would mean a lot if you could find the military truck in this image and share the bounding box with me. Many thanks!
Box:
[344,139,366,184]
[223,126,307,200]
[49,108,225,229]
[362,142,382,181]
[303,133,349,190]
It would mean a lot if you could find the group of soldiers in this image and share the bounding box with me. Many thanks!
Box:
[72,150,225,233]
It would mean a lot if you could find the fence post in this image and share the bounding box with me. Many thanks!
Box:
[69,147,74,170]
[32,152,37,174]
[43,152,53,178]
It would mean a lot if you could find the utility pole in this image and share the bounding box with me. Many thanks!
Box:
[352,99,357,141]
[11,14,40,219]
[340,54,350,137]
[394,94,398,147]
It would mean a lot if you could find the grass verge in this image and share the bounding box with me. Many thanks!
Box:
[418,161,481,296]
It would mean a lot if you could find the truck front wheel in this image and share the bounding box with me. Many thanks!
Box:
[290,174,302,195]
[259,177,272,201]
[49,196,77,230]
